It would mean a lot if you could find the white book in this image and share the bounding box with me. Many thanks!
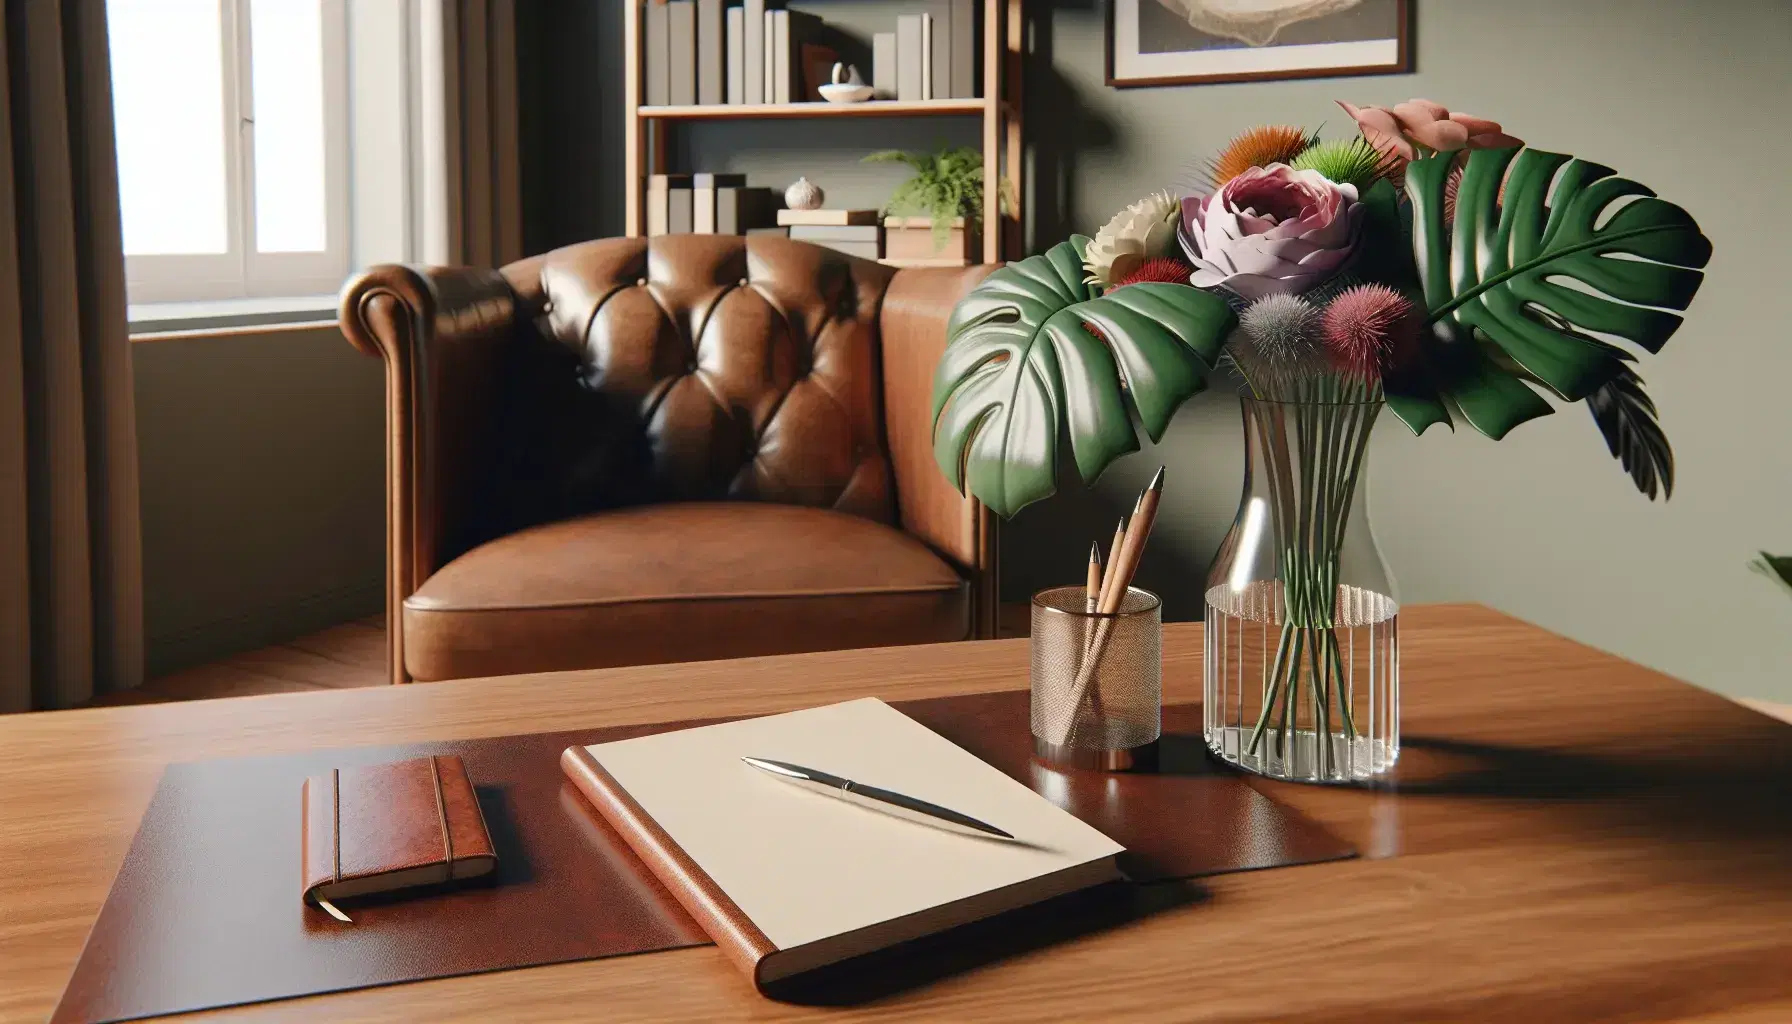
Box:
[895,15,923,103]
[562,698,1123,986]
[743,0,765,105]
[645,1,671,107]
[763,9,775,105]
[872,32,896,101]
[950,0,975,98]
[697,0,723,106]
[726,6,744,104]
[922,1,950,100]
[667,1,696,106]
[771,9,789,105]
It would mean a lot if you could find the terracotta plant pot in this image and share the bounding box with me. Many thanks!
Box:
[882,216,977,266]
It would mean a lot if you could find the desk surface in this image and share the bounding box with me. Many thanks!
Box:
[3,604,1789,1022]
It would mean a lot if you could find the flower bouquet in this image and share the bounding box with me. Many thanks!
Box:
[930,99,1713,781]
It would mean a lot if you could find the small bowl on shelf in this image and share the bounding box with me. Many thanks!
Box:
[819,83,873,104]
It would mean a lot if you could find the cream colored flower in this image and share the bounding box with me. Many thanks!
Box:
[1084,191,1180,288]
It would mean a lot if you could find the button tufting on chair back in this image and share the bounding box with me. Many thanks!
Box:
[502,235,900,524]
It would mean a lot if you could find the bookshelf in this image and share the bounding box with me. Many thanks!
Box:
[623,0,1023,264]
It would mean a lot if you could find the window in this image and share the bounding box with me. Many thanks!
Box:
[108,0,349,303]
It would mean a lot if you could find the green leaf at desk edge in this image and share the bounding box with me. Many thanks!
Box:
[930,238,1235,518]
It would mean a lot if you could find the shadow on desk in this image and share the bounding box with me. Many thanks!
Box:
[763,878,1206,1007]
[1385,726,1792,847]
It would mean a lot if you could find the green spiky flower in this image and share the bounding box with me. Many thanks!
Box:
[1290,138,1387,191]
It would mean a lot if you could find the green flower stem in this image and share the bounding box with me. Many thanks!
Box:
[1244,391,1382,774]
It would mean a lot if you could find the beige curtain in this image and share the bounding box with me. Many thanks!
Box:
[0,0,142,712]
[417,0,523,267]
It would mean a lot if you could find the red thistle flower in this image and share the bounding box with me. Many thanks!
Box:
[1113,256,1194,289]
[1321,284,1418,381]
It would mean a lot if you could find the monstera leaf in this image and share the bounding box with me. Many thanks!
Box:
[1587,362,1674,500]
[1399,147,1713,441]
[931,238,1235,517]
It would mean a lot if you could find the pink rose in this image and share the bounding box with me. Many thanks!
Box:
[1338,98,1522,162]
[1177,164,1362,300]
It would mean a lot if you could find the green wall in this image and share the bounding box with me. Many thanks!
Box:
[134,327,383,677]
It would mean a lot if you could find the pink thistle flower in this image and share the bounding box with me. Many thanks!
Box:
[1321,284,1419,380]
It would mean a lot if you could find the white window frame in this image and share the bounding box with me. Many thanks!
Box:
[123,0,351,304]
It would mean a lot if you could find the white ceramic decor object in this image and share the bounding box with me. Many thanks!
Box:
[784,177,825,210]
[820,62,872,103]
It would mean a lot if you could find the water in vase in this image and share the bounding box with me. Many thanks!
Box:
[1204,578,1399,783]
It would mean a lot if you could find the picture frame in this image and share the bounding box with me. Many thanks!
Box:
[1107,0,1411,89]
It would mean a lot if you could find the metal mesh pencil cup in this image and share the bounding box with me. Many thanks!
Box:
[1030,585,1162,771]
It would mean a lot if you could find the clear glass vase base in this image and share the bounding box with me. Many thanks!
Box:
[1203,580,1400,784]
[1203,728,1397,784]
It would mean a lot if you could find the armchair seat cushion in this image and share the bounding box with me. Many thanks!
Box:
[402,503,969,681]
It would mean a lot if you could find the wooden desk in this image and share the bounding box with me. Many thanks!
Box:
[3,605,1789,1022]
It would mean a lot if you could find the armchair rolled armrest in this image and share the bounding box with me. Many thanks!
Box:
[880,264,1002,637]
[339,264,519,682]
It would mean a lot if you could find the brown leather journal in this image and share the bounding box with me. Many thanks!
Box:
[301,755,497,919]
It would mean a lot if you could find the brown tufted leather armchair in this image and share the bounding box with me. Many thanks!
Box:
[339,235,999,683]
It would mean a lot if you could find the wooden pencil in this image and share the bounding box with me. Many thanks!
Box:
[1050,467,1165,745]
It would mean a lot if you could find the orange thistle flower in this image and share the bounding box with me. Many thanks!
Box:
[1207,125,1311,190]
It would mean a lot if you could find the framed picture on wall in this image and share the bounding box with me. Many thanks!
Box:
[1107,0,1411,88]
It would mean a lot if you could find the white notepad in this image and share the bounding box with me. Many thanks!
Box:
[565,698,1123,983]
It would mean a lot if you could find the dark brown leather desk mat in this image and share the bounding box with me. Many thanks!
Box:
[53,690,1354,1023]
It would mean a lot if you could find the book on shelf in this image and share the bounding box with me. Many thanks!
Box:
[743,0,765,104]
[768,9,828,105]
[762,10,773,104]
[950,0,975,98]
[797,40,841,103]
[795,238,880,259]
[669,185,695,234]
[644,0,978,111]
[648,174,696,236]
[769,9,788,104]
[693,173,748,234]
[725,6,744,104]
[717,187,776,235]
[747,226,790,239]
[645,1,670,106]
[668,1,696,106]
[788,224,880,242]
[697,0,723,106]
[920,13,934,101]
[923,1,949,100]
[872,32,896,100]
[776,208,878,227]
[558,698,1123,988]
[790,223,882,260]
[895,15,923,102]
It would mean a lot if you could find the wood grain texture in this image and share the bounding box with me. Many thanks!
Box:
[5,604,1791,1022]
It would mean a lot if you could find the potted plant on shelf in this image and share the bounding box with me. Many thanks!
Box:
[864,144,986,266]
[929,99,1713,784]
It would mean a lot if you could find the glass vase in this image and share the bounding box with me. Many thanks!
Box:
[1203,395,1399,784]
